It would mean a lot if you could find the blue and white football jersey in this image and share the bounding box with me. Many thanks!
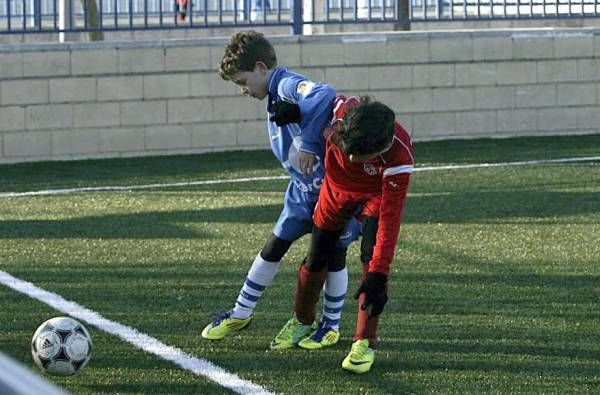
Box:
[265,67,361,245]
[266,67,335,197]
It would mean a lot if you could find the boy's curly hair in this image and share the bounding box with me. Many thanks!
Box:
[218,30,277,81]
[332,96,396,157]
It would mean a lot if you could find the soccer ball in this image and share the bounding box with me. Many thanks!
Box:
[31,317,92,376]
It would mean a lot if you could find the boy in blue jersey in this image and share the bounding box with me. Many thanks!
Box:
[201,30,361,350]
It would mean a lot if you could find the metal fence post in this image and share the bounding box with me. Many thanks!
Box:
[59,0,76,41]
[33,0,42,29]
[394,0,410,30]
[292,0,303,35]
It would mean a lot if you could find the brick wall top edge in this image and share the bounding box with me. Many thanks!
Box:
[1,27,600,53]
[0,36,230,53]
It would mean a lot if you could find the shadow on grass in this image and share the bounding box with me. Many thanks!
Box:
[404,189,600,224]
[412,134,600,165]
[388,340,600,368]
[370,237,600,380]
[394,237,598,312]
[0,204,282,239]
[399,271,600,290]
[387,358,600,384]
[197,345,422,395]
[0,151,280,191]
[3,134,600,192]
[382,340,600,379]
[80,382,231,395]
[2,188,599,239]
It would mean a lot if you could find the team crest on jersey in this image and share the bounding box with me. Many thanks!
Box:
[363,163,377,176]
[297,81,315,96]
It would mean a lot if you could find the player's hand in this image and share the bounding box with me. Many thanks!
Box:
[270,101,301,126]
[298,151,316,176]
[354,271,388,318]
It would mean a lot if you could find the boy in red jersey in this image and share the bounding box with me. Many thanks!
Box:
[278,96,414,373]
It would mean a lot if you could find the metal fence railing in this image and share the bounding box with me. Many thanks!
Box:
[1,0,599,34]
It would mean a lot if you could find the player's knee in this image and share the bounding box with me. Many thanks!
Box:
[305,252,328,272]
[306,225,341,272]
[328,248,347,272]
[260,234,292,262]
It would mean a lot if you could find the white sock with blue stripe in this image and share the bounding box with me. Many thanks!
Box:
[322,267,348,332]
[231,253,280,319]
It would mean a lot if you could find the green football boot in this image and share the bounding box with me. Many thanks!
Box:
[270,317,313,350]
[298,319,340,350]
[201,311,252,340]
[341,339,375,373]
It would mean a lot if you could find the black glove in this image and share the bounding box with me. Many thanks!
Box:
[269,101,301,126]
[354,271,388,318]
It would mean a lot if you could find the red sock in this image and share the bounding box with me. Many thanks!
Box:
[353,265,386,349]
[294,262,327,325]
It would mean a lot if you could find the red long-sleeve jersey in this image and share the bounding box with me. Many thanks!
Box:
[318,96,414,275]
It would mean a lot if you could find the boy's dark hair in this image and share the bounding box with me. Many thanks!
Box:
[333,97,396,157]
[218,30,277,81]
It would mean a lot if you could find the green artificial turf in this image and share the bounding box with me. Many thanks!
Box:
[1,134,599,394]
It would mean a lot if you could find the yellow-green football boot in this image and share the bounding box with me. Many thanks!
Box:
[298,320,340,350]
[341,339,375,373]
[201,311,252,340]
[270,317,314,350]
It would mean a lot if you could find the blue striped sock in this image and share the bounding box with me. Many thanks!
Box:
[231,254,280,319]
[322,267,348,331]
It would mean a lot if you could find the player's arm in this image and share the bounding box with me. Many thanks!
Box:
[355,171,411,317]
[370,170,411,274]
[371,172,410,273]
[277,76,336,156]
[370,126,414,274]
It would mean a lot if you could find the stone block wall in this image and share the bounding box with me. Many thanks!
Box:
[1,29,599,163]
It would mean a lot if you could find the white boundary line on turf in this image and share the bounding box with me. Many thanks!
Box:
[0,176,290,198]
[1,155,599,199]
[0,271,275,395]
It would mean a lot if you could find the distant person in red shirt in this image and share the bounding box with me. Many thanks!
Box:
[275,95,414,373]
[175,0,188,22]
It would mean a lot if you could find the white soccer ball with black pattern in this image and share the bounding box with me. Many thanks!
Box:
[31,316,92,376]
